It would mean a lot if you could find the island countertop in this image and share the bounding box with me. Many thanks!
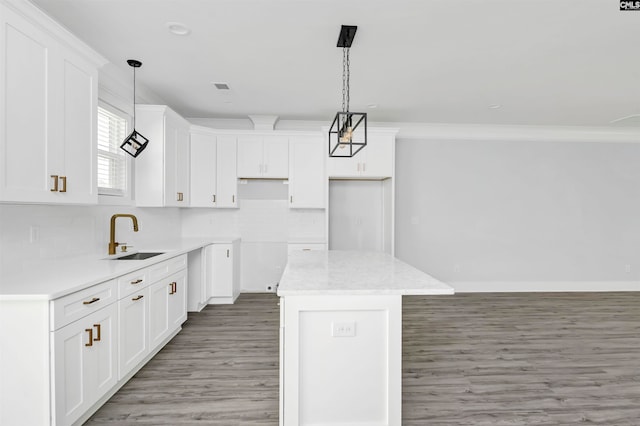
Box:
[277,250,454,296]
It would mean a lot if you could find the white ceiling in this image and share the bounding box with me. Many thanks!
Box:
[30,0,640,127]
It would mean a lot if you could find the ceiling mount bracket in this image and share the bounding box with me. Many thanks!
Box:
[336,25,358,48]
[127,59,142,68]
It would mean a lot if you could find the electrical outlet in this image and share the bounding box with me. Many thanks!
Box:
[332,321,356,337]
[29,226,39,243]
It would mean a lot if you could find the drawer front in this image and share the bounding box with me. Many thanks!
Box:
[117,269,149,299]
[148,254,187,283]
[50,280,117,331]
[287,243,326,255]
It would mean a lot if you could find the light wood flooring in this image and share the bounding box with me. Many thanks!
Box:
[87,292,640,425]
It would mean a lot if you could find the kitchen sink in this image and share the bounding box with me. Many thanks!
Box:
[113,252,164,260]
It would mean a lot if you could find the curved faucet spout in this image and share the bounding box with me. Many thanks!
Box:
[109,214,139,255]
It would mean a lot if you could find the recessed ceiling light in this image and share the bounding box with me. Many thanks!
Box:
[367,104,378,109]
[166,22,191,36]
[488,104,501,109]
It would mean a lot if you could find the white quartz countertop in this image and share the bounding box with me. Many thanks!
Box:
[0,237,239,301]
[277,250,454,296]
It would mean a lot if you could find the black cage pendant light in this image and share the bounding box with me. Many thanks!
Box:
[120,59,149,158]
[329,25,367,158]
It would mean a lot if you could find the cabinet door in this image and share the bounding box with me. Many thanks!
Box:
[118,288,149,379]
[362,133,394,178]
[59,52,98,204]
[175,121,190,205]
[168,271,188,331]
[148,280,170,349]
[52,304,118,426]
[163,113,180,206]
[237,136,263,178]
[216,136,238,208]
[190,132,217,207]
[211,244,233,298]
[289,137,325,208]
[0,8,56,203]
[263,136,289,178]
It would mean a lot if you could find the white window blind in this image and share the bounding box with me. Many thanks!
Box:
[97,106,128,196]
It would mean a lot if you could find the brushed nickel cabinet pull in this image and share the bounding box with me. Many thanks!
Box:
[213,194,216,203]
[83,297,100,305]
[290,195,293,203]
[59,176,67,193]
[232,195,235,203]
[131,279,143,285]
[50,175,59,192]
[226,249,230,258]
[132,295,144,301]
[93,324,101,341]
[85,328,93,347]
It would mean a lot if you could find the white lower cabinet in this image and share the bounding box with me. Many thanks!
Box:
[118,287,150,380]
[52,303,118,426]
[48,254,188,426]
[208,241,241,304]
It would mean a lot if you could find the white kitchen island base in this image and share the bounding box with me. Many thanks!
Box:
[281,295,402,426]
[278,251,454,426]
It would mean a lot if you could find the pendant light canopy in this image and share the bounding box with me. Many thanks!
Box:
[120,59,149,158]
[329,25,367,158]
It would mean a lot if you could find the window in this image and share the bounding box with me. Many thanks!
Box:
[97,105,129,196]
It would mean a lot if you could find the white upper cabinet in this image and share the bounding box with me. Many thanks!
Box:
[135,106,191,207]
[189,128,238,208]
[327,130,396,179]
[190,130,217,207]
[0,2,104,204]
[289,136,325,209]
[215,135,238,208]
[237,135,289,178]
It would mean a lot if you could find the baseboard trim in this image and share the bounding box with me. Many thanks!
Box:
[451,281,640,293]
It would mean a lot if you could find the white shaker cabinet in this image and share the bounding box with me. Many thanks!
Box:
[135,105,191,207]
[327,130,395,179]
[288,136,325,208]
[0,1,105,204]
[168,271,188,330]
[118,288,149,380]
[237,135,289,178]
[52,303,118,426]
[189,128,238,208]
[208,240,241,304]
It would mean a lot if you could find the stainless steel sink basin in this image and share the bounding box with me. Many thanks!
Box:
[114,252,164,260]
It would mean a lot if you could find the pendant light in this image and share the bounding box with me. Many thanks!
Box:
[120,59,149,158]
[329,25,367,158]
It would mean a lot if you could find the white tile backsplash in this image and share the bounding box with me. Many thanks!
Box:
[0,204,181,276]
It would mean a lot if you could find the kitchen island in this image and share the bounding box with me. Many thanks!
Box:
[277,250,454,426]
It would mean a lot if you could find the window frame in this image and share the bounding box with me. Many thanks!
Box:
[97,100,133,205]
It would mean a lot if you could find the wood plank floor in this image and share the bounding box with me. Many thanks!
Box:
[86,292,640,425]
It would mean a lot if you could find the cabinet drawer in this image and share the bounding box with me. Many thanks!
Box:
[148,254,187,283]
[287,243,326,255]
[117,269,149,299]
[50,280,117,331]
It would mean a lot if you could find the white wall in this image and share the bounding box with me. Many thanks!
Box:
[395,138,640,291]
[0,204,181,276]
